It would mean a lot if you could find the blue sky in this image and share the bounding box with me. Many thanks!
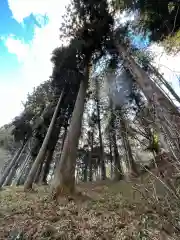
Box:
[129,31,151,49]
[0,0,48,85]
[0,0,68,127]
[0,0,180,127]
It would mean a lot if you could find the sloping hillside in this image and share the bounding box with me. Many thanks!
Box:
[0,179,179,239]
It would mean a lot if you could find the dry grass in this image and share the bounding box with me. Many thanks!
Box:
[0,178,180,239]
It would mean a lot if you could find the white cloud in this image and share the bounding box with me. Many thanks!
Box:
[5,38,30,62]
[0,83,25,126]
[8,0,51,23]
[0,0,70,127]
[8,0,68,23]
[7,0,70,87]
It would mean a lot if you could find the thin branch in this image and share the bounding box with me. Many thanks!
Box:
[170,5,180,36]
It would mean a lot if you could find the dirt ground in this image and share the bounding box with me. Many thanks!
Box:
[0,178,179,239]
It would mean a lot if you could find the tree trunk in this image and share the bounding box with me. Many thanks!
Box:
[0,142,27,188]
[108,133,113,179]
[14,153,31,185]
[4,144,28,186]
[116,42,180,152]
[95,85,106,180]
[51,68,89,197]
[40,121,62,184]
[119,111,138,176]
[110,104,123,180]
[149,64,180,105]
[24,90,64,190]
[88,131,93,181]
[83,159,88,182]
[115,43,179,114]
[76,165,79,183]
[97,109,106,180]
[20,157,34,185]
[51,125,67,177]
[112,133,123,180]
[34,158,45,184]
[40,150,54,184]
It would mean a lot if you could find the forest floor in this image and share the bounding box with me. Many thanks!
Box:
[0,175,180,240]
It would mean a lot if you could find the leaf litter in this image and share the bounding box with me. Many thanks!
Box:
[0,180,179,239]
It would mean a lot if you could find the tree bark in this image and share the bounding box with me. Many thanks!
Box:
[20,157,34,185]
[24,90,64,190]
[51,68,89,197]
[88,131,93,182]
[76,166,80,183]
[119,111,138,176]
[110,104,123,180]
[97,105,106,180]
[83,158,88,182]
[4,144,29,186]
[51,125,67,177]
[116,42,180,152]
[115,43,179,114]
[0,142,27,188]
[34,158,45,184]
[108,133,113,179]
[149,64,180,105]
[40,149,54,184]
[112,132,123,180]
[40,121,62,184]
[14,153,31,185]
[95,81,106,180]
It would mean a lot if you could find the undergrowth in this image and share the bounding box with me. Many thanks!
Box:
[0,178,180,239]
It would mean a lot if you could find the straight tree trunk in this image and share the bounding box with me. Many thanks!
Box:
[110,104,123,180]
[24,90,64,190]
[34,158,45,184]
[0,142,27,188]
[115,43,179,114]
[116,42,180,151]
[14,153,31,185]
[95,81,106,180]
[4,143,29,186]
[97,104,106,180]
[112,133,123,180]
[149,64,180,105]
[119,111,138,176]
[76,166,79,183]
[52,126,67,177]
[20,157,34,185]
[88,131,93,182]
[83,158,88,182]
[108,133,113,179]
[40,122,62,184]
[51,67,89,197]
[40,149,54,184]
